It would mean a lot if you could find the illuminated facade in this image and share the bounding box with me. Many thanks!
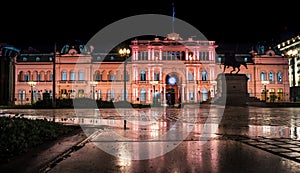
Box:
[220,47,289,102]
[12,33,290,105]
[277,35,300,101]
[13,33,220,105]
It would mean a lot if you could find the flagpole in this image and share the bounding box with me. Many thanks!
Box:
[172,3,175,33]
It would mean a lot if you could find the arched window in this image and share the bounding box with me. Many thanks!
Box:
[61,71,67,81]
[269,72,274,83]
[33,71,38,81]
[70,71,76,81]
[39,71,45,81]
[25,71,31,82]
[277,72,282,83]
[261,72,266,81]
[18,71,24,81]
[78,71,84,80]
[202,70,208,81]
[95,71,101,81]
[140,88,146,101]
[140,70,146,81]
[109,74,115,81]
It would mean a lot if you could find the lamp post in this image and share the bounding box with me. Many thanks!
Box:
[90,81,98,100]
[118,48,130,101]
[262,80,269,103]
[28,81,37,105]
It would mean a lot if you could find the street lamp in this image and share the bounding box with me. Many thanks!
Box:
[118,48,130,101]
[262,80,269,102]
[90,81,98,100]
[28,81,37,105]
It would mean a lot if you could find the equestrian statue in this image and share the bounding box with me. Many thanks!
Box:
[220,53,248,74]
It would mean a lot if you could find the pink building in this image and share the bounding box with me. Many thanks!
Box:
[13,33,289,105]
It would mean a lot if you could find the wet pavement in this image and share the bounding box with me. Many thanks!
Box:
[1,105,300,172]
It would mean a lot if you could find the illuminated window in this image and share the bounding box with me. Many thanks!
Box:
[277,72,282,83]
[61,71,67,81]
[140,88,146,101]
[79,71,84,80]
[269,72,274,83]
[202,70,208,81]
[140,70,146,81]
[261,72,266,81]
[154,73,159,81]
[18,90,26,101]
[188,73,194,81]
[109,74,115,81]
[95,72,101,81]
[70,71,76,81]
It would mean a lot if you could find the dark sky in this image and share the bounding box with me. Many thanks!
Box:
[0,0,299,52]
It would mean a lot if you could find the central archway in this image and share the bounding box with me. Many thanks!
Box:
[165,73,181,106]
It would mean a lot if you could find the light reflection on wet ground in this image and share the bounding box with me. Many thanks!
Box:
[3,106,300,172]
[3,106,300,140]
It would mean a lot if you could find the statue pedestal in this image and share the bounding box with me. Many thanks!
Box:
[214,73,249,106]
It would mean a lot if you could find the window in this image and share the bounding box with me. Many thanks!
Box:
[122,90,128,101]
[33,90,39,101]
[96,90,102,100]
[188,73,194,81]
[277,72,282,83]
[49,74,53,81]
[154,73,160,81]
[78,89,84,98]
[107,90,115,101]
[277,88,283,101]
[189,92,194,101]
[70,71,76,81]
[140,70,146,81]
[24,74,30,82]
[202,88,208,101]
[61,71,67,81]
[140,88,146,101]
[261,72,266,81]
[37,74,42,82]
[202,70,208,81]
[95,72,101,81]
[79,71,84,80]
[18,71,24,81]
[22,57,27,61]
[18,90,26,101]
[109,74,115,81]
[269,72,274,83]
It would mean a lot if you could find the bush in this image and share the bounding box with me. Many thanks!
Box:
[0,117,79,163]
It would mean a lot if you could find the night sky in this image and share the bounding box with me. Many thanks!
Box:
[0,0,299,52]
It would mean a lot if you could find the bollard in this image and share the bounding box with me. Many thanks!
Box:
[124,119,127,130]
